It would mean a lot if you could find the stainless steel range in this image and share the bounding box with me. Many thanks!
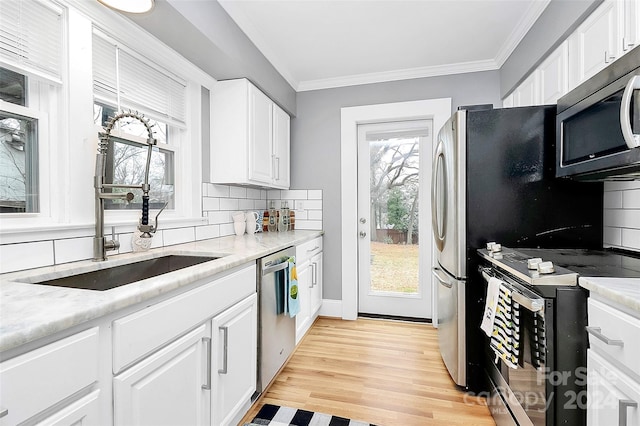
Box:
[477,245,640,426]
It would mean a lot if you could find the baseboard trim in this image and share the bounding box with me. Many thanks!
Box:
[318,299,343,318]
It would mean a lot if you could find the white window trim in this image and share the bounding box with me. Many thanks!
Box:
[1,0,216,241]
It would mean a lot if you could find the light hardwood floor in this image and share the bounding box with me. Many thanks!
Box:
[239,317,495,425]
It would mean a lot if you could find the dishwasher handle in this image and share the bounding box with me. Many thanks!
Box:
[262,261,289,276]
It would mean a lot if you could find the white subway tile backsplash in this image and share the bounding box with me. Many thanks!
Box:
[247,188,262,199]
[207,211,231,225]
[621,228,640,249]
[0,241,54,273]
[281,190,307,200]
[118,233,134,254]
[294,220,323,231]
[603,191,623,209]
[238,199,255,210]
[267,190,281,199]
[202,197,220,211]
[208,184,230,198]
[220,223,235,237]
[255,199,267,210]
[604,181,640,191]
[294,210,308,220]
[219,198,239,211]
[196,225,220,241]
[54,237,93,264]
[307,190,322,200]
[163,227,196,246]
[623,189,640,209]
[604,227,622,246]
[303,200,322,210]
[604,209,640,228]
[230,186,247,198]
[308,210,323,220]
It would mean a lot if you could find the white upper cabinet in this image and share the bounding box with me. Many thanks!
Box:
[513,71,541,107]
[622,0,640,54]
[211,79,291,189]
[568,0,623,89]
[539,41,569,105]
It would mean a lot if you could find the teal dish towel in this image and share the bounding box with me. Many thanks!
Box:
[286,256,300,318]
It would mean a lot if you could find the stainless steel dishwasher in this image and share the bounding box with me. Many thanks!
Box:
[256,246,296,395]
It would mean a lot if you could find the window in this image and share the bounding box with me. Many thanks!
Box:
[0,0,62,218]
[92,31,187,214]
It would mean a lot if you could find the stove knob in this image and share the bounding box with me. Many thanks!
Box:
[486,242,496,250]
[527,258,543,270]
[537,261,555,274]
[490,243,502,253]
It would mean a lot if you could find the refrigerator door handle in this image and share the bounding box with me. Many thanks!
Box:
[431,140,447,251]
[432,267,453,288]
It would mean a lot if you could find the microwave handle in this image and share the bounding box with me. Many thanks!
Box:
[620,75,640,149]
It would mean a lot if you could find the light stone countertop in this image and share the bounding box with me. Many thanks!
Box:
[579,277,640,313]
[0,230,323,353]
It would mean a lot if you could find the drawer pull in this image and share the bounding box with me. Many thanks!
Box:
[586,326,624,347]
[202,337,211,390]
[619,399,637,426]
[0,408,7,418]
[218,326,229,374]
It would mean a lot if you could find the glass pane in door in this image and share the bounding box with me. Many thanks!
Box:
[368,137,420,294]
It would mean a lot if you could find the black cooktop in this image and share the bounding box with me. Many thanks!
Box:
[516,248,640,279]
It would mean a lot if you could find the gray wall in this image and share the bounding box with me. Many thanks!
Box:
[500,0,602,97]
[291,71,501,300]
[129,0,296,115]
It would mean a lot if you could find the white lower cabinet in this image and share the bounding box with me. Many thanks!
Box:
[295,237,323,343]
[0,328,100,426]
[36,390,101,426]
[587,297,640,425]
[114,323,211,426]
[587,349,640,426]
[211,293,258,426]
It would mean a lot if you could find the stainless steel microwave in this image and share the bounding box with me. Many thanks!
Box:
[556,45,640,180]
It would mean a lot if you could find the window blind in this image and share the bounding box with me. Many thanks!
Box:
[0,0,63,82]
[92,31,187,126]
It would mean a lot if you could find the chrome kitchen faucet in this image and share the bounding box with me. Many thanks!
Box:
[93,111,164,261]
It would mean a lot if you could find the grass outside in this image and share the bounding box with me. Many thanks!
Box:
[370,241,419,293]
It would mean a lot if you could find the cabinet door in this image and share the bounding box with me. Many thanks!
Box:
[539,42,569,105]
[569,0,622,88]
[272,104,290,189]
[295,259,312,343]
[113,323,210,426]
[310,252,323,316]
[211,293,257,426]
[513,71,541,107]
[248,85,273,185]
[623,0,640,54]
[587,349,640,426]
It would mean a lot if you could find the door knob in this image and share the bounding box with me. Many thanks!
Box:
[359,231,367,238]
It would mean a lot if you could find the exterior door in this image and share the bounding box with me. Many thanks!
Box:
[357,120,432,319]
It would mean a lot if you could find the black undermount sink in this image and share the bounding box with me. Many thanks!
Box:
[29,255,220,291]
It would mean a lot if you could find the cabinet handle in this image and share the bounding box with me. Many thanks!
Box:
[202,337,211,390]
[275,157,280,181]
[311,262,317,287]
[604,50,616,64]
[622,38,635,52]
[218,326,229,374]
[306,246,320,253]
[586,326,624,347]
[619,399,637,426]
[0,408,8,418]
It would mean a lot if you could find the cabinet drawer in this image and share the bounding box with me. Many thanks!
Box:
[0,328,99,426]
[588,298,640,377]
[296,237,322,263]
[113,263,256,373]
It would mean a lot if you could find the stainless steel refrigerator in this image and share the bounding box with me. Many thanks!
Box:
[431,105,603,390]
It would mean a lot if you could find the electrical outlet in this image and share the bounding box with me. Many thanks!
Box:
[296,200,304,211]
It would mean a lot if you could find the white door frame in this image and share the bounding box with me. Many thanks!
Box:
[340,98,452,320]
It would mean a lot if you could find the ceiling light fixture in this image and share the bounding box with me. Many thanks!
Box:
[97,0,154,14]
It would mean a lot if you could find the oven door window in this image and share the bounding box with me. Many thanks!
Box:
[504,309,547,426]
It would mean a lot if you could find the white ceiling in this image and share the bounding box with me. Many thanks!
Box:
[218,0,550,92]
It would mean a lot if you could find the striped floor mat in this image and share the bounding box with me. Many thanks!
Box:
[245,404,377,426]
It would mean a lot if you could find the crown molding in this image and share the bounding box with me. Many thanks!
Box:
[494,0,551,67]
[296,59,499,92]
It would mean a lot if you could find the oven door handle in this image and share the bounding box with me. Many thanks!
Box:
[620,75,640,149]
[481,269,544,313]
